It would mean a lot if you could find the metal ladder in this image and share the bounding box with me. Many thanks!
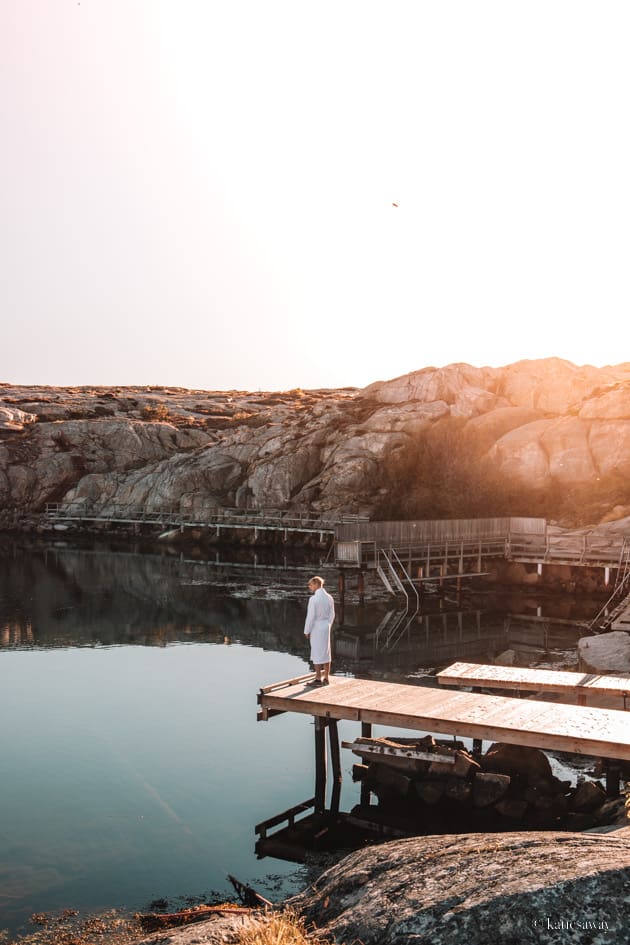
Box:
[375,547,421,648]
[588,538,630,633]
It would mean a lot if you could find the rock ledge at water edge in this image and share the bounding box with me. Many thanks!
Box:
[135,829,630,945]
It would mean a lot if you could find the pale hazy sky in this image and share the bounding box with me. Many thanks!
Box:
[2,1,629,391]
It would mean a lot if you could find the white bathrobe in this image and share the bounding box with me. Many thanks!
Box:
[304,587,335,664]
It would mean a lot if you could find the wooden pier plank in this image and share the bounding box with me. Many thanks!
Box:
[258,675,630,761]
[436,661,630,697]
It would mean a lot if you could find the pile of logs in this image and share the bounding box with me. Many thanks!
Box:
[346,736,625,835]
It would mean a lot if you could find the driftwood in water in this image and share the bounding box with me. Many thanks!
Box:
[139,874,274,930]
[137,903,254,932]
[228,873,274,908]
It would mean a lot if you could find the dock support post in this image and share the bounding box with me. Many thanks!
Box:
[338,571,346,625]
[360,721,372,806]
[314,717,328,814]
[357,572,365,606]
[328,719,342,815]
[604,760,620,798]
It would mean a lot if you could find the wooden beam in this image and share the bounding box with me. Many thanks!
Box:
[342,739,455,765]
[259,672,316,696]
[328,719,342,816]
[255,797,315,839]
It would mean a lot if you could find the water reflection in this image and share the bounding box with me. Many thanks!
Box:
[0,543,591,666]
[0,538,594,933]
[0,543,313,652]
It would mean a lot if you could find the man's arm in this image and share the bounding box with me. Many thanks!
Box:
[304,595,315,636]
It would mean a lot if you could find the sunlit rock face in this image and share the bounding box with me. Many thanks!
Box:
[364,362,499,406]
[0,404,36,431]
[2,358,630,524]
[287,831,630,945]
[496,358,630,413]
[578,631,630,673]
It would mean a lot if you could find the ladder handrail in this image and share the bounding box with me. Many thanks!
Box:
[377,548,409,614]
[390,547,420,616]
[378,548,422,649]
[588,539,630,632]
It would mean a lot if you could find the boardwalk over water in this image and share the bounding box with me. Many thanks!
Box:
[45,506,630,571]
[44,506,630,628]
[335,516,630,570]
[44,503,362,541]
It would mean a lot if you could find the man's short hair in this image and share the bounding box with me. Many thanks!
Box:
[308,575,324,588]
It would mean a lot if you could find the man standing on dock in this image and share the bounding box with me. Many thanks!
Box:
[304,575,335,686]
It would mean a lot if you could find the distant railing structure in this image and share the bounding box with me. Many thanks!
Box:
[45,502,368,541]
[334,519,630,632]
[335,517,630,571]
[510,532,630,568]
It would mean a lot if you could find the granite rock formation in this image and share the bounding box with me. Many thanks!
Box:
[133,830,630,945]
[287,830,630,944]
[578,631,630,673]
[3,357,630,526]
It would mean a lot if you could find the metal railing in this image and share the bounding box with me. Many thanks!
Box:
[587,539,630,633]
[374,547,423,648]
[44,502,365,534]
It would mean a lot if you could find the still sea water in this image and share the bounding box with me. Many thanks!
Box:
[0,539,588,933]
[0,540,372,933]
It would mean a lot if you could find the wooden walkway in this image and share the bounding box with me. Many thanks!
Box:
[335,516,630,570]
[258,674,630,762]
[44,503,349,540]
[436,661,630,709]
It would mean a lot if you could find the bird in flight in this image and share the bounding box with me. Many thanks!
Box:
[392,202,399,207]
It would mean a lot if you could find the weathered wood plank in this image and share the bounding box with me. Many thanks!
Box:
[437,661,630,698]
[341,739,455,765]
[260,672,316,694]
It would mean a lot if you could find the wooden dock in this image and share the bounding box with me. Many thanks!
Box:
[436,661,630,709]
[256,672,630,852]
[258,674,630,762]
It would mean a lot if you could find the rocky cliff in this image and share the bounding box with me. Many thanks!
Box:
[3,357,630,527]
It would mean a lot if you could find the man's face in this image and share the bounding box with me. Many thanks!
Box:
[308,581,317,593]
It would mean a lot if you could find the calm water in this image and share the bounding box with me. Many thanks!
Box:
[0,539,589,933]
[0,541,350,932]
